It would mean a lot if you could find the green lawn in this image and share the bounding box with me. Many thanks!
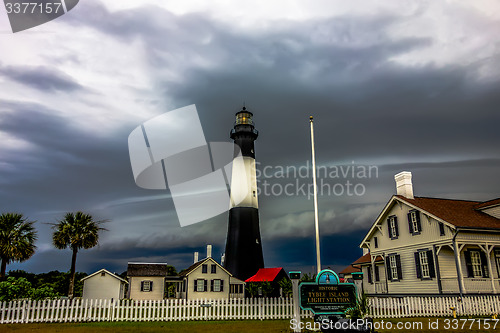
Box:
[0,317,497,333]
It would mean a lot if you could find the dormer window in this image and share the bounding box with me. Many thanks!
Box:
[407,210,422,235]
[387,215,399,239]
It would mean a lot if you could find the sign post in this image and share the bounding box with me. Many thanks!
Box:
[290,271,302,333]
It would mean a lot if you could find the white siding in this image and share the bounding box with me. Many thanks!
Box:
[129,276,165,300]
[481,206,500,219]
[82,272,125,300]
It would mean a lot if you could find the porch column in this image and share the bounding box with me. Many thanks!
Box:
[486,245,496,294]
[453,239,465,295]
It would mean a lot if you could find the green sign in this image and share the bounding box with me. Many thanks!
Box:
[299,269,356,315]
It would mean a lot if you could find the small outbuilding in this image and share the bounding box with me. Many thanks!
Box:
[127,262,168,300]
[81,269,128,300]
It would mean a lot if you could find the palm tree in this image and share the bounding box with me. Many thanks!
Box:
[0,213,37,279]
[52,212,107,298]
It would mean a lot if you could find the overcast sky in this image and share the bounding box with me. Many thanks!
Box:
[1,0,499,276]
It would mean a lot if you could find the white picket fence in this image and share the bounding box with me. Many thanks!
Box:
[369,295,500,318]
[2,295,500,323]
[0,297,313,324]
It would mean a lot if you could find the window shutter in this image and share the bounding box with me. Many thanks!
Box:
[386,257,391,281]
[220,279,224,292]
[204,279,207,292]
[415,212,421,232]
[394,217,399,237]
[211,279,214,292]
[396,255,403,280]
[464,251,474,278]
[414,252,422,279]
[140,281,144,292]
[480,251,489,278]
[374,265,380,282]
[150,281,153,291]
[407,213,414,234]
[387,218,392,238]
[427,250,436,278]
[194,279,198,292]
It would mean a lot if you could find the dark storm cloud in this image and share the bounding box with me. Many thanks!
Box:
[0,65,82,92]
[4,0,500,275]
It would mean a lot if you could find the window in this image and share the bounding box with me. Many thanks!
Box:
[387,216,399,239]
[202,264,208,274]
[101,272,105,277]
[374,237,378,249]
[464,250,489,278]
[471,251,483,277]
[211,264,217,274]
[419,252,430,278]
[194,279,207,292]
[414,250,436,280]
[141,280,153,292]
[374,265,380,282]
[407,210,422,235]
[367,266,373,284]
[386,254,402,281]
[438,222,445,236]
[211,279,224,292]
[390,256,398,280]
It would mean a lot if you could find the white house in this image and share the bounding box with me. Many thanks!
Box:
[127,263,168,300]
[81,269,127,300]
[176,254,245,300]
[355,171,500,296]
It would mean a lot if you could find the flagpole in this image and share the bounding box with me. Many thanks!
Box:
[310,116,321,275]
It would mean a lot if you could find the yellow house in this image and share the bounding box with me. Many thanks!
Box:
[176,257,246,300]
[81,269,127,300]
[127,262,168,300]
[357,171,500,296]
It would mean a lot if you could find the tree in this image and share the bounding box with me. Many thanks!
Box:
[0,213,37,279]
[51,212,107,299]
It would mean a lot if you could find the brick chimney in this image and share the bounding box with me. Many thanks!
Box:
[395,171,414,199]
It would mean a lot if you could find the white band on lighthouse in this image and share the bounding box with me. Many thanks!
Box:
[230,156,258,209]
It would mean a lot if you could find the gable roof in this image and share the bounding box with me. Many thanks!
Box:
[361,195,500,247]
[339,265,361,275]
[245,268,286,282]
[127,263,168,277]
[475,198,500,210]
[180,257,232,277]
[351,253,384,266]
[396,196,500,229]
[81,269,128,284]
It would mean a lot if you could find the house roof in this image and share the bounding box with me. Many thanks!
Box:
[81,269,128,284]
[396,196,500,229]
[245,268,285,282]
[351,253,384,266]
[339,265,361,275]
[127,263,168,277]
[180,257,232,277]
[475,198,500,210]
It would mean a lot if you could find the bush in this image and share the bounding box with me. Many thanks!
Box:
[0,277,60,302]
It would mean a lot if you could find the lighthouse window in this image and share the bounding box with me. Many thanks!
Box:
[253,191,256,197]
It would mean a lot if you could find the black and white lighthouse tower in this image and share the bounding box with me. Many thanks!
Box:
[224,107,264,281]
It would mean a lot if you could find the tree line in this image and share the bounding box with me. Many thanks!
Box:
[0,212,107,300]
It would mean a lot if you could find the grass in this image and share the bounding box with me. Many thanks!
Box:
[0,317,497,333]
[0,320,292,333]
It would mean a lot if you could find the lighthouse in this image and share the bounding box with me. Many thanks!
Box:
[224,107,264,281]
